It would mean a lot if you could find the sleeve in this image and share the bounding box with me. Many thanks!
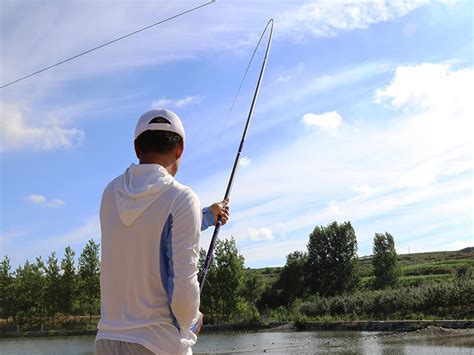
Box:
[169,188,201,331]
[201,206,214,231]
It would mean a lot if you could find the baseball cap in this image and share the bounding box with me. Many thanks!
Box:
[134,109,185,141]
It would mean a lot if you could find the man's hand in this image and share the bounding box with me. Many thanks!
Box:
[210,199,229,226]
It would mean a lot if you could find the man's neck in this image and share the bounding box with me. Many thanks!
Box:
[139,154,175,176]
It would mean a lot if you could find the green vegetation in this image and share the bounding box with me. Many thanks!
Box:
[1,223,473,333]
[0,240,100,330]
[372,232,399,289]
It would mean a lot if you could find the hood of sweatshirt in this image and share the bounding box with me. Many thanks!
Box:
[114,163,175,226]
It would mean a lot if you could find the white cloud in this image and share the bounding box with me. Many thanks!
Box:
[328,201,342,216]
[0,0,435,92]
[276,75,295,83]
[353,184,373,194]
[47,199,66,208]
[26,194,65,208]
[151,95,201,109]
[248,227,274,241]
[2,216,100,268]
[239,156,252,167]
[302,111,342,130]
[197,62,473,265]
[26,194,47,205]
[375,63,473,111]
[0,103,84,152]
[279,0,433,39]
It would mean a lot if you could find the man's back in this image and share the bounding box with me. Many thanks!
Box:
[97,163,201,354]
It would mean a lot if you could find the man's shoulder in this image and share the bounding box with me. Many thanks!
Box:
[102,175,122,196]
[170,180,199,204]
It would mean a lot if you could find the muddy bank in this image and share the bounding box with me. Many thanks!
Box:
[204,320,473,333]
[2,320,472,338]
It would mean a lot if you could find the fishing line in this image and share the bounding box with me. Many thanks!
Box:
[215,23,272,147]
[199,18,274,292]
[0,0,215,89]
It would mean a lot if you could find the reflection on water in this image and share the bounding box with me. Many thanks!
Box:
[0,331,473,354]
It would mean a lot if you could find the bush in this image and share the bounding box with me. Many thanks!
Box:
[299,280,474,320]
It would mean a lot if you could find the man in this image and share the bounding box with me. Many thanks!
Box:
[95,109,229,354]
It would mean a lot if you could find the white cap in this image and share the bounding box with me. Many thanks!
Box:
[134,109,185,141]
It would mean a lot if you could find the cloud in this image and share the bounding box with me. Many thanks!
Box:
[353,184,373,194]
[239,156,252,167]
[327,201,342,216]
[248,227,274,241]
[196,62,473,265]
[26,194,65,208]
[301,111,342,130]
[276,75,295,83]
[375,63,473,111]
[26,194,47,205]
[279,0,434,39]
[151,95,202,109]
[2,216,100,268]
[0,103,85,152]
[0,1,435,91]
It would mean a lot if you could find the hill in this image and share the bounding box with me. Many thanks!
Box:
[247,248,474,288]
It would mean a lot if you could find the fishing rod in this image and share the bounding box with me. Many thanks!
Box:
[199,18,274,292]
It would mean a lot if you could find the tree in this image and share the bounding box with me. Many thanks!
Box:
[214,237,245,320]
[14,258,46,322]
[199,248,219,322]
[78,239,100,319]
[307,221,359,296]
[239,270,264,321]
[0,255,14,319]
[276,251,308,306]
[59,246,77,317]
[241,270,264,306]
[44,252,61,320]
[372,232,399,289]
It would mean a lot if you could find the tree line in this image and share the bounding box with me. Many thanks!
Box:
[1,221,472,326]
[0,240,100,324]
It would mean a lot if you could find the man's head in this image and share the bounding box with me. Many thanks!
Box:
[134,109,185,176]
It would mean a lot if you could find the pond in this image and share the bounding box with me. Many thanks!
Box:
[1,330,473,354]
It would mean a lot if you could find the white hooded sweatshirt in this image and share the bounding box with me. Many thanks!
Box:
[96,163,204,354]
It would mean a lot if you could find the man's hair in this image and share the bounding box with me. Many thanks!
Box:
[135,130,182,154]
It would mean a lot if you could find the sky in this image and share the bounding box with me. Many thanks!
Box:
[1,0,472,269]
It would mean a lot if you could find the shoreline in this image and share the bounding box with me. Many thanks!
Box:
[1,320,472,339]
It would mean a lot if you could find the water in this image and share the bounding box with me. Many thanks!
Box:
[1,331,473,354]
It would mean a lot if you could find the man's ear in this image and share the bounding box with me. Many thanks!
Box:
[176,139,184,159]
[134,140,141,160]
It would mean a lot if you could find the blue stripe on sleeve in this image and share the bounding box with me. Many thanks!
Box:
[159,213,180,330]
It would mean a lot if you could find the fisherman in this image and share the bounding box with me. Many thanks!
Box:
[95,109,229,354]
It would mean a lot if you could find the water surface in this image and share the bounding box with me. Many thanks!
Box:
[1,331,473,354]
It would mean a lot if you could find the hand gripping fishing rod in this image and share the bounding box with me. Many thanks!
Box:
[199,19,274,292]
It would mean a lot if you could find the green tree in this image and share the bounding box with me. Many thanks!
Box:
[214,237,245,320]
[0,255,14,319]
[14,258,46,322]
[199,248,219,322]
[78,239,100,319]
[372,232,399,289]
[44,252,61,320]
[307,221,359,296]
[59,246,77,317]
[241,270,264,306]
[276,251,308,306]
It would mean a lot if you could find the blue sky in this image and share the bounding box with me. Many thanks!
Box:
[1,0,472,269]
